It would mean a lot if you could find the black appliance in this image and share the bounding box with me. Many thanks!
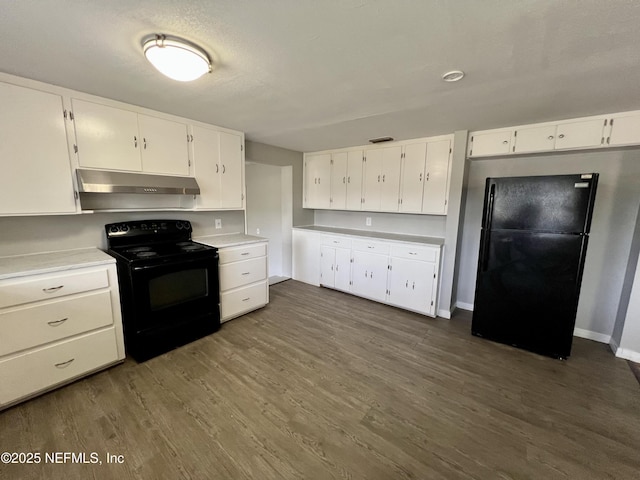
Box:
[105,220,220,361]
[472,173,599,359]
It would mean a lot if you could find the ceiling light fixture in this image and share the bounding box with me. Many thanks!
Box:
[142,34,212,82]
[442,70,465,82]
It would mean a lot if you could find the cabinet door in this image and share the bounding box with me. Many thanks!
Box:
[305,153,331,209]
[0,83,76,215]
[513,125,557,154]
[555,119,605,150]
[320,246,336,288]
[469,130,513,157]
[72,99,142,171]
[362,149,383,211]
[292,230,321,286]
[138,114,189,175]
[422,139,452,215]
[388,257,436,315]
[334,247,351,291]
[192,126,221,209]
[330,152,348,209]
[399,142,426,213]
[608,114,640,146]
[220,132,244,209]
[380,146,402,212]
[351,251,388,302]
[346,150,364,210]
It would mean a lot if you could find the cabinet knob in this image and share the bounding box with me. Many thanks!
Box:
[143,138,147,149]
[134,136,138,148]
[502,140,508,144]
[558,134,565,139]
[377,175,381,182]
[548,135,554,140]
[343,176,346,184]
[419,173,422,182]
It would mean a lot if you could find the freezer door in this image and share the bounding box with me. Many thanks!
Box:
[483,174,598,233]
[472,231,587,358]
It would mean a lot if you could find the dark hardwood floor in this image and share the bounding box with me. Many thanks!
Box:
[1,280,639,479]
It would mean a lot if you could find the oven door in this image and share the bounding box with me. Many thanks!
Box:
[129,254,220,334]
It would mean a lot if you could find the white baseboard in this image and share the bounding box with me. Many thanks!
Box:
[437,309,451,319]
[614,346,640,363]
[573,328,611,344]
[455,301,474,311]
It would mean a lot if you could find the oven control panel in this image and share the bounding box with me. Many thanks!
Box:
[106,220,192,238]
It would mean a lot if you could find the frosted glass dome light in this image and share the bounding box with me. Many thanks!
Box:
[142,34,212,82]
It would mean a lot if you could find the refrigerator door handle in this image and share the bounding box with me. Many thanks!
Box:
[484,183,496,229]
[481,230,491,272]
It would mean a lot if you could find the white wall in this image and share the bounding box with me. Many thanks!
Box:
[455,147,640,338]
[0,210,245,257]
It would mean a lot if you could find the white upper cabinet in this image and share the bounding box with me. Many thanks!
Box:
[0,82,77,215]
[380,146,402,212]
[304,134,453,216]
[345,150,364,210]
[422,139,452,215]
[513,125,557,154]
[192,126,244,210]
[362,146,401,212]
[72,99,190,175]
[304,153,331,209]
[399,142,427,213]
[607,113,640,146]
[468,130,513,157]
[72,99,142,171]
[330,151,348,209]
[554,119,605,150]
[138,114,189,175]
[468,111,640,158]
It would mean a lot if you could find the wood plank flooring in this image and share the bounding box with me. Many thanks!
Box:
[1,280,639,479]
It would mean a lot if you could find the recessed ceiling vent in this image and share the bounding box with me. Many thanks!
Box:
[368,136,394,144]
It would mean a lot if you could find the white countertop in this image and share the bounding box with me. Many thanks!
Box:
[195,233,267,248]
[0,248,115,280]
[293,225,445,246]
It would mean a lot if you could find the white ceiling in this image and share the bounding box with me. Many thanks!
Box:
[2,0,640,152]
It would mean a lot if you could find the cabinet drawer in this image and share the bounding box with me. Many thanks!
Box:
[0,291,113,357]
[221,281,268,321]
[321,235,352,248]
[390,244,440,263]
[0,327,119,405]
[219,257,267,291]
[352,239,390,255]
[0,268,109,309]
[218,243,267,264]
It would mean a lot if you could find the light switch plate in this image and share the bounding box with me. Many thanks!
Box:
[366,217,372,226]
[215,219,222,229]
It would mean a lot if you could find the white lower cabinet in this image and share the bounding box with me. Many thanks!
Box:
[292,229,322,286]
[320,240,351,292]
[294,230,442,317]
[0,257,125,409]
[216,242,269,322]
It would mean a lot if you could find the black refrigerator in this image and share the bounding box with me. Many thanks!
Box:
[471,173,598,359]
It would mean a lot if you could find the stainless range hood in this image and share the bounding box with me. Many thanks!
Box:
[76,169,200,195]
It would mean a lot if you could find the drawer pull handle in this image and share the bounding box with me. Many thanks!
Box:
[409,252,417,255]
[367,246,374,249]
[47,318,68,327]
[242,297,250,302]
[54,358,75,368]
[43,285,64,293]
[241,272,251,275]
[240,252,250,256]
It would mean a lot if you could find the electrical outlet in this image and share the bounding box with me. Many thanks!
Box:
[215,219,222,229]
[256,228,260,235]
[366,217,372,226]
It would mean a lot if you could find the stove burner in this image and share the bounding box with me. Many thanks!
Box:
[136,251,158,258]
[127,246,152,253]
[181,245,204,251]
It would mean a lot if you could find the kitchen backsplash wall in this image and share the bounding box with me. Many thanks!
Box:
[0,210,245,257]
[314,210,447,237]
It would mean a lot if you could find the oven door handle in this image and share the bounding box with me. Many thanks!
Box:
[131,256,217,272]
